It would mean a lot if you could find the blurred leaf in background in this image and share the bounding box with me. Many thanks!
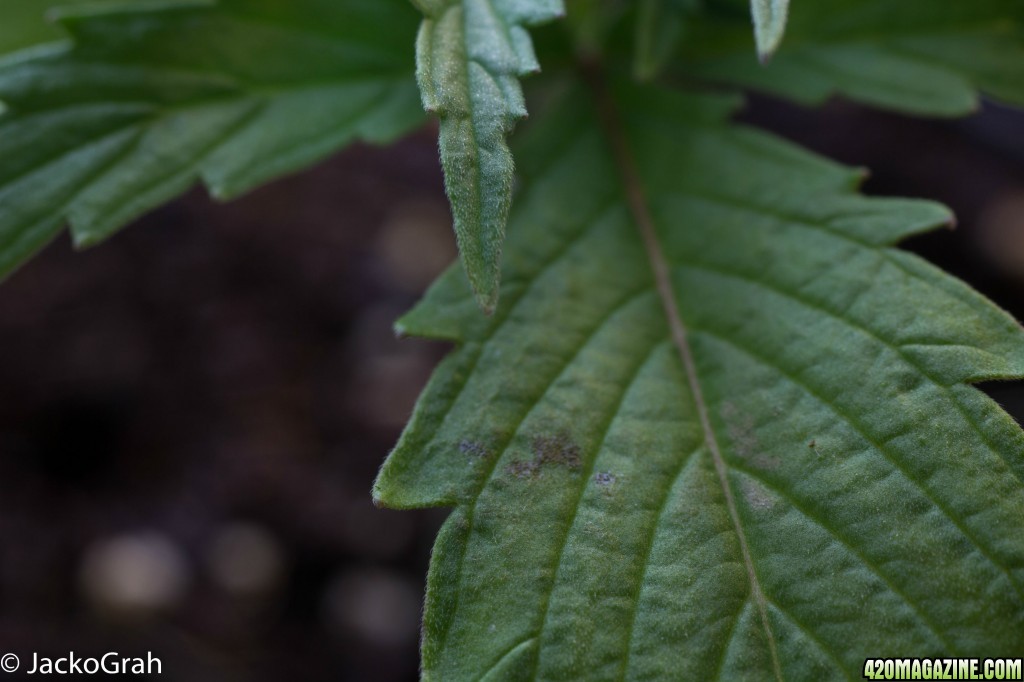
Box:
[0,0,91,55]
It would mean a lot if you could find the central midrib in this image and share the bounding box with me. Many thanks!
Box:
[583,64,785,682]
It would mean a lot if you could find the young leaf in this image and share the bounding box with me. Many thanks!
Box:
[0,0,424,279]
[680,1,1024,115]
[413,0,565,312]
[375,80,1024,678]
[749,0,790,62]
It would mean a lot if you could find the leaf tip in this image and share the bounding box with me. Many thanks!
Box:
[472,285,498,315]
[207,183,232,202]
[71,230,99,250]
[457,243,502,315]
[370,486,388,509]
[751,0,790,63]
[852,166,871,189]
[754,33,786,63]
[370,485,399,511]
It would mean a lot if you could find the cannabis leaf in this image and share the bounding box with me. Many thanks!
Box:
[0,0,424,278]
[750,0,790,62]
[413,0,565,312]
[0,0,88,56]
[681,0,1024,115]
[375,79,1024,678]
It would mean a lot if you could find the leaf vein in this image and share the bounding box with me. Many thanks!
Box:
[730,467,956,653]
[435,283,659,663]
[585,65,784,682]
[527,335,668,679]
[695,326,1024,602]
[618,443,704,681]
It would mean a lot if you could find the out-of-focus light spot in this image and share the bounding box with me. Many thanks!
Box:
[978,190,1024,277]
[322,570,421,648]
[206,523,286,597]
[79,533,189,615]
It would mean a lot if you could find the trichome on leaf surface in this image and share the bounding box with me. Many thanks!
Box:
[2,0,1024,679]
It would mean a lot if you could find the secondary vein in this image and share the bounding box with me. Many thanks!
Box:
[583,64,784,682]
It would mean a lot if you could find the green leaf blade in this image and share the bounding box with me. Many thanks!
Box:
[414,0,565,312]
[375,81,1024,679]
[0,0,425,277]
[680,1,1024,116]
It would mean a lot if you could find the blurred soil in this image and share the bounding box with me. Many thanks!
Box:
[0,129,453,682]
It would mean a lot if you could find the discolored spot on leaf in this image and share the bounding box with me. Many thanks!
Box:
[506,458,541,479]
[504,432,583,480]
[459,440,491,459]
[741,479,777,511]
[376,80,1024,678]
[531,432,583,471]
[721,402,780,470]
[809,439,838,460]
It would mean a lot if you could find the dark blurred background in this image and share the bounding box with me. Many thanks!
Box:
[0,98,1021,681]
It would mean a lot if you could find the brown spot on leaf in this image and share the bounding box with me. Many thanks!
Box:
[532,433,582,470]
[459,440,490,459]
[504,432,583,480]
[506,459,540,479]
[809,439,836,460]
[742,480,776,511]
[721,402,779,470]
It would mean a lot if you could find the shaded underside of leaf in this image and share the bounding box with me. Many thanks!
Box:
[678,0,1024,115]
[413,0,565,312]
[375,79,1024,679]
[0,0,425,279]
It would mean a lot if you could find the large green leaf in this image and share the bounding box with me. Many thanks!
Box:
[375,79,1024,679]
[413,0,565,312]
[0,0,424,278]
[679,0,1024,115]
